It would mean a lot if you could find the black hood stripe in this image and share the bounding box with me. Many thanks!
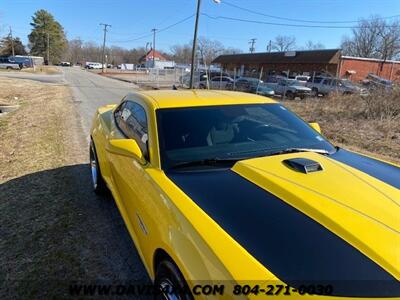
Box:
[167,169,400,297]
[330,149,400,190]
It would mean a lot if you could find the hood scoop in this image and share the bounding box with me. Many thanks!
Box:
[283,158,323,174]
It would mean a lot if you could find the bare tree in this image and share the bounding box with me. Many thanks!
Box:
[341,16,400,60]
[221,47,243,55]
[65,38,83,63]
[170,43,192,64]
[304,40,325,50]
[197,36,224,65]
[272,35,296,52]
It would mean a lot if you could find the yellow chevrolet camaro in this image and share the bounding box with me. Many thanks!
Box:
[89,90,400,299]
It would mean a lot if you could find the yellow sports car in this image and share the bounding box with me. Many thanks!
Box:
[89,90,400,299]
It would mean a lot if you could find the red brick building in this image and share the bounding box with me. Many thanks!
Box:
[339,56,400,82]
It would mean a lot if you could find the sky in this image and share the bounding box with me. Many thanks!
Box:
[1,0,400,53]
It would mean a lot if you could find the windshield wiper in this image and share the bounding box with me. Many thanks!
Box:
[170,157,242,170]
[265,147,332,156]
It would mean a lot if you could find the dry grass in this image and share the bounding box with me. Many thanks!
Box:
[0,77,149,299]
[0,77,87,297]
[0,77,84,182]
[21,66,61,75]
[282,91,400,164]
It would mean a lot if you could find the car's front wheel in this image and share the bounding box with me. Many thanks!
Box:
[154,260,193,300]
[89,140,106,194]
[286,91,295,100]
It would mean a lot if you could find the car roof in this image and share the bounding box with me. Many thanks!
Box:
[124,90,276,109]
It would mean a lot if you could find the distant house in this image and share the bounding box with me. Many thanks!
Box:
[139,49,175,69]
[139,49,167,63]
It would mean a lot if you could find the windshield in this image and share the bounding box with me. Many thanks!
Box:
[341,79,355,87]
[288,80,302,86]
[156,103,335,170]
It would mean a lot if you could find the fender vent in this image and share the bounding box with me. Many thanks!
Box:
[283,158,323,174]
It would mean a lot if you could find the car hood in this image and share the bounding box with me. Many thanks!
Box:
[290,85,311,91]
[167,149,400,297]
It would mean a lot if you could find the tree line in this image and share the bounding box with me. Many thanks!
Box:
[1,10,399,65]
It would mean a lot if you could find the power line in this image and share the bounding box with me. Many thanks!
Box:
[202,13,400,29]
[110,14,194,43]
[100,23,111,72]
[222,0,400,24]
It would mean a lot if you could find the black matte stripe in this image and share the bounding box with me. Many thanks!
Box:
[167,169,400,297]
[331,149,400,189]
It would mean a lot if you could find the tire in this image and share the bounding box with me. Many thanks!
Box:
[89,140,107,194]
[6,66,12,70]
[286,91,295,100]
[154,260,193,300]
[199,84,206,89]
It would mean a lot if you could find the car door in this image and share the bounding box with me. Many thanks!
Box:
[321,79,332,94]
[236,79,249,91]
[110,100,169,267]
[109,100,151,239]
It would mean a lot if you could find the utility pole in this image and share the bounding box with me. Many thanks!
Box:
[100,23,111,73]
[47,32,50,65]
[151,28,157,68]
[267,40,272,52]
[9,27,15,57]
[189,0,202,89]
[249,38,256,53]
[189,0,220,89]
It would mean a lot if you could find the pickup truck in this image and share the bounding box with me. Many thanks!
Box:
[266,78,311,99]
[0,57,21,70]
[306,77,367,96]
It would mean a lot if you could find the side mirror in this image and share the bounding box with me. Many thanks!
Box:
[309,122,321,134]
[106,139,145,164]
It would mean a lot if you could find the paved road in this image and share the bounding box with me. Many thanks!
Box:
[64,67,139,136]
[0,67,139,136]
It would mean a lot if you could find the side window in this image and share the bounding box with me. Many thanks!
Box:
[323,79,332,85]
[114,101,126,130]
[117,101,149,158]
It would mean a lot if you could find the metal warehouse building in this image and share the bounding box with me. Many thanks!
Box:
[213,49,400,82]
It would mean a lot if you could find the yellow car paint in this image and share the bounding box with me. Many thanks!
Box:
[90,90,400,299]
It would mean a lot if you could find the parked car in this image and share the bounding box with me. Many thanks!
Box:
[199,76,234,89]
[362,73,393,92]
[8,56,31,68]
[307,77,367,96]
[90,90,400,299]
[227,77,275,97]
[0,57,22,70]
[294,75,311,86]
[180,71,230,88]
[60,61,71,67]
[267,78,311,99]
[85,62,103,69]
